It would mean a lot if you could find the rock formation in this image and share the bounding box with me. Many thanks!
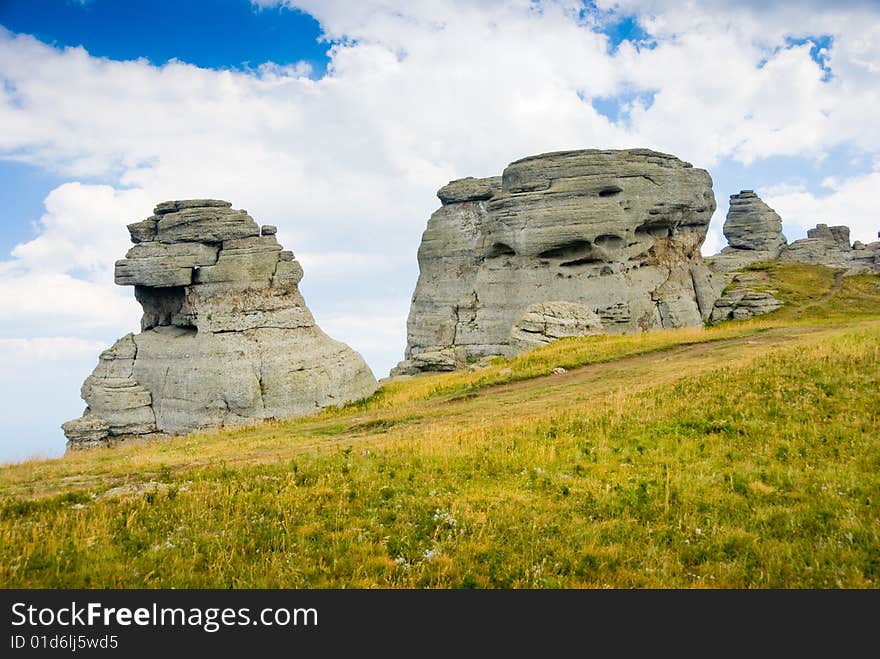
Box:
[62,200,378,450]
[851,238,880,271]
[709,272,783,323]
[704,190,786,272]
[702,190,788,320]
[780,223,880,273]
[703,191,880,322]
[509,301,605,352]
[704,190,879,276]
[393,149,718,375]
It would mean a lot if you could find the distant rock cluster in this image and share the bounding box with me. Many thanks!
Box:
[705,190,880,322]
[62,200,377,450]
[707,190,879,275]
[779,223,879,271]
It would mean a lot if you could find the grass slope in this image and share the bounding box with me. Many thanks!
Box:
[1,263,878,588]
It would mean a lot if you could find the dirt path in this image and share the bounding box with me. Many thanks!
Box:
[482,324,823,398]
[415,322,874,427]
[818,269,846,304]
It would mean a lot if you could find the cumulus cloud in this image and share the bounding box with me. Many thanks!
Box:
[763,170,880,245]
[1,0,880,458]
[0,182,145,338]
[10,182,151,274]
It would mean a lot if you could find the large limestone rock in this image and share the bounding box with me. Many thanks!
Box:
[63,200,378,450]
[393,149,718,375]
[705,191,786,272]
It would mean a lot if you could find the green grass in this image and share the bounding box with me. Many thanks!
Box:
[1,263,878,588]
[742,261,880,321]
[348,261,880,408]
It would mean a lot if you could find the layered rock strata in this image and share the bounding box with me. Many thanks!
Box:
[62,200,378,450]
[705,190,786,272]
[509,301,605,351]
[709,271,784,323]
[393,149,719,375]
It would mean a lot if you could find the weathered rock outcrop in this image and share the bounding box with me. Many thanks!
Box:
[724,190,786,252]
[62,200,378,450]
[705,191,786,272]
[780,223,880,273]
[393,149,718,375]
[704,192,879,323]
[851,238,880,271]
[509,301,605,351]
[704,190,879,276]
[703,190,787,320]
[709,271,784,323]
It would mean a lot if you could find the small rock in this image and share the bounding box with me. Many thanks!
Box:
[437,176,502,205]
[61,414,110,446]
[127,217,158,243]
[709,278,783,324]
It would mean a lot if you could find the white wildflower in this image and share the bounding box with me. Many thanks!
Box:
[433,509,457,527]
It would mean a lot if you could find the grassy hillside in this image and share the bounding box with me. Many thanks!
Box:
[1,263,879,588]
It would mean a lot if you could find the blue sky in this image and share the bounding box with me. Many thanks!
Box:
[0,0,660,255]
[1,0,879,463]
[0,0,328,256]
[0,0,329,71]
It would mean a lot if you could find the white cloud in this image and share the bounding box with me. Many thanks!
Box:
[296,250,402,276]
[0,270,138,337]
[318,307,410,377]
[10,182,152,274]
[763,170,880,245]
[613,21,878,166]
[2,1,880,460]
[0,337,108,462]
[0,336,107,371]
[0,182,145,338]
